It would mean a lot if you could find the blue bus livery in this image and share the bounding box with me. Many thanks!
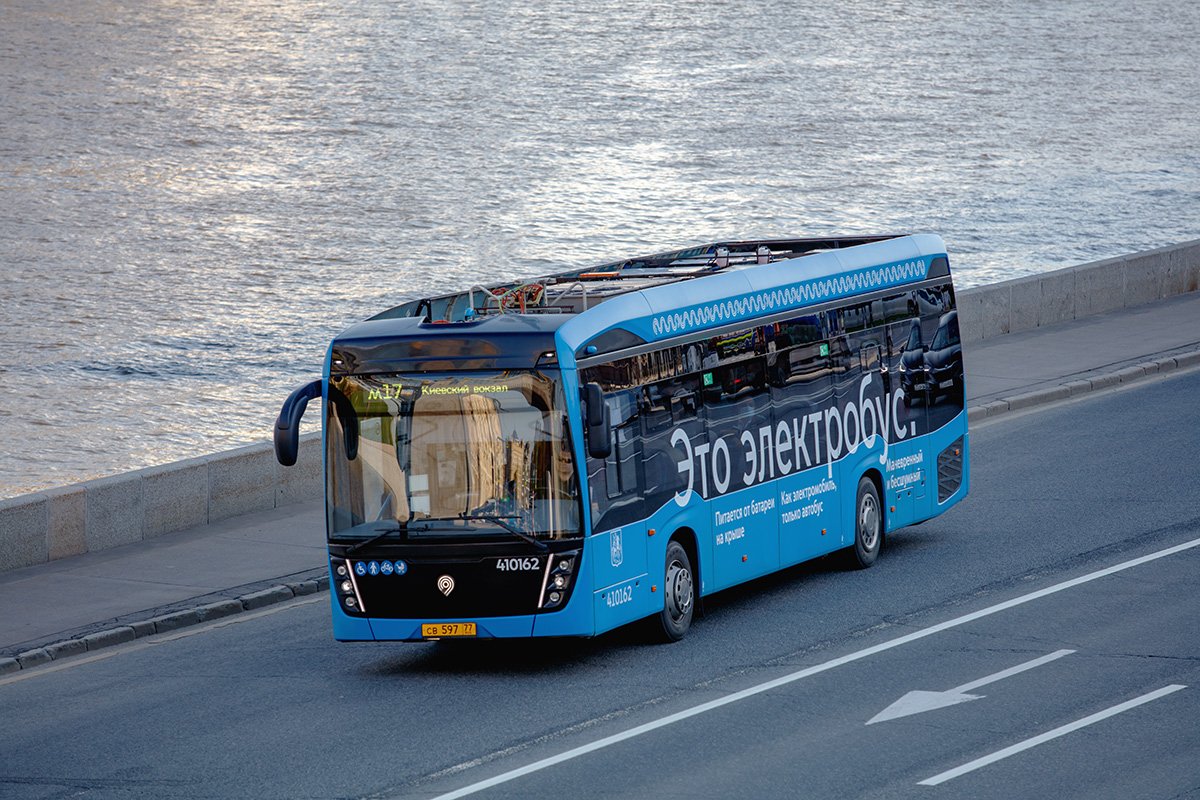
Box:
[274,234,968,642]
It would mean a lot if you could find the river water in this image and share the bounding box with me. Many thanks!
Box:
[1,0,1198,498]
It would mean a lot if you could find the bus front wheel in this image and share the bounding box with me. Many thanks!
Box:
[657,540,695,642]
[848,476,882,569]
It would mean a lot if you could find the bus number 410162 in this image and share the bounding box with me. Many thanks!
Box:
[497,557,541,571]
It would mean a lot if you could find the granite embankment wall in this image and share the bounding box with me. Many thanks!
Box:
[2,238,1199,573]
[954,239,1200,344]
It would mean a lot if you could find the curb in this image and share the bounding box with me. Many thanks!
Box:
[0,573,329,675]
[5,346,1200,676]
[965,347,1200,426]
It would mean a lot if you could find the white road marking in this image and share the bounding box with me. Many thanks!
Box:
[867,649,1075,724]
[918,684,1188,786]
[423,535,1200,800]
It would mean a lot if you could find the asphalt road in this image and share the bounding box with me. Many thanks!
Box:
[4,369,1199,800]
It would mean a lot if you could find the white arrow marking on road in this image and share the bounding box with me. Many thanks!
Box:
[867,649,1075,725]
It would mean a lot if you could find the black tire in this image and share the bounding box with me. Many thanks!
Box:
[657,540,695,642]
[848,476,883,569]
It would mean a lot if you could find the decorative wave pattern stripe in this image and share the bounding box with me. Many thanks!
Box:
[649,258,928,338]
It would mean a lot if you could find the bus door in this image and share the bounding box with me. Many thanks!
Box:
[640,372,709,589]
[702,353,779,590]
[886,317,930,523]
[770,332,839,566]
[586,388,649,632]
[845,329,892,475]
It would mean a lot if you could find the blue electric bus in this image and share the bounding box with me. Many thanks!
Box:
[274,234,968,642]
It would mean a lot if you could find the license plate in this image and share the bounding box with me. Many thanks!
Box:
[938,380,954,389]
[421,622,477,638]
[913,383,927,391]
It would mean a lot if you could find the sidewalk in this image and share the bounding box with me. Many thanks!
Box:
[3,291,1200,664]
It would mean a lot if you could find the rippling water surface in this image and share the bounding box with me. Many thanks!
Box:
[1,0,1198,497]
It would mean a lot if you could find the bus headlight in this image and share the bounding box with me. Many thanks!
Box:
[332,558,366,615]
[539,551,578,610]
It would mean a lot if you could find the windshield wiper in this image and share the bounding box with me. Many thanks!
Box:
[458,513,549,552]
[345,525,406,555]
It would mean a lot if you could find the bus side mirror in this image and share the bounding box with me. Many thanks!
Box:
[274,381,360,467]
[584,382,611,459]
[275,380,321,466]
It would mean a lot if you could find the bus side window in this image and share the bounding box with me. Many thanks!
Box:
[641,375,702,512]
[604,390,640,500]
[827,335,851,375]
[859,342,882,372]
[641,384,671,434]
[671,391,698,423]
[703,356,769,494]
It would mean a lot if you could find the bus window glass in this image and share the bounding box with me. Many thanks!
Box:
[579,360,646,531]
[641,374,703,512]
[325,371,580,542]
[773,314,824,348]
[605,390,640,500]
[703,356,769,495]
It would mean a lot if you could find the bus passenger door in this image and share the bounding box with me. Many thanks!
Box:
[585,389,649,633]
[887,315,931,524]
[770,334,839,566]
[702,353,779,590]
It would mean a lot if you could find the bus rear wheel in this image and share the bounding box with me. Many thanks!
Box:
[848,476,882,569]
[657,540,695,642]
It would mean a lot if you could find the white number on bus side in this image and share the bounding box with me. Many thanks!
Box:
[496,557,541,571]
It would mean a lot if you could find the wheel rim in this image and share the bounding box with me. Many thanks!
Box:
[859,492,880,552]
[665,559,693,623]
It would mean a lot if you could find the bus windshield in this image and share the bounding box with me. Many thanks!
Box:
[326,370,581,542]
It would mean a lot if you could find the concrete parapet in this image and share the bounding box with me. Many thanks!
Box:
[0,494,49,573]
[277,433,323,508]
[958,238,1200,343]
[0,432,322,573]
[85,475,144,552]
[45,486,86,560]
[207,443,279,523]
[142,457,209,539]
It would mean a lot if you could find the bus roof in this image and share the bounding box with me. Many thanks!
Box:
[333,233,949,372]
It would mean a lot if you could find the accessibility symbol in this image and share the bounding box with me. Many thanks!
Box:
[355,562,367,577]
[381,560,394,575]
[394,560,408,575]
[367,561,380,576]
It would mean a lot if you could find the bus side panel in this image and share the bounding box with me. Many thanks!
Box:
[589,520,651,634]
[895,415,969,528]
[778,465,844,564]
[710,482,779,590]
[591,492,712,635]
[880,436,932,531]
